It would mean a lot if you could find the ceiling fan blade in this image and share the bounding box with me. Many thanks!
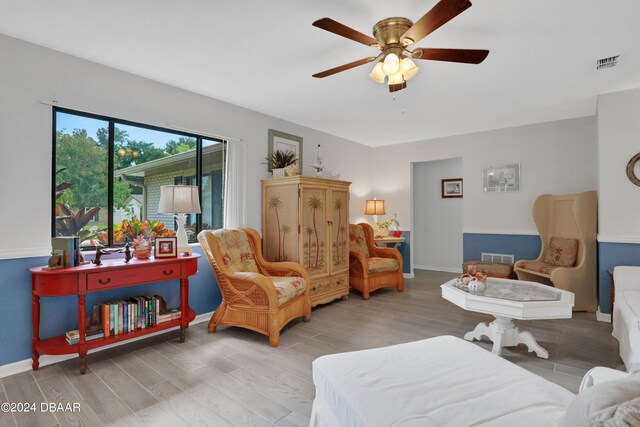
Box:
[312,57,377,78]
[412,48,489,64]
[313,18,379,47]
[402,0,472,45]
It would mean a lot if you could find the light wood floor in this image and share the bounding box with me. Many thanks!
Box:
[0,270,623,427]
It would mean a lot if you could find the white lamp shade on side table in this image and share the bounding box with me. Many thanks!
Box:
[158,185,201,255]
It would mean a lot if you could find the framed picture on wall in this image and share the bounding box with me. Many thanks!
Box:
[442,178,463,198]
[483,163,520,192]
[268,129,303,172]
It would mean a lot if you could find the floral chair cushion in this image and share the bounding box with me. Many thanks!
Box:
[213,229,259,273]
[368,257,399,274]
[544,237,579,267]
[349,224,369,257]
[270,276,307,306]
[516,261,560,276]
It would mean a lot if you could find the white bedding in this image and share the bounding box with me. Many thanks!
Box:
[311,336,573,427]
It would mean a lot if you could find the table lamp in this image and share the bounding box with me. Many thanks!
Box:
[158,185,201,256]
[364,198,385,224]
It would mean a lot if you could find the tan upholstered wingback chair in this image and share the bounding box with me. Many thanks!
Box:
[198,228,311,347]
[514,191,597,312]
[349,223,404,299]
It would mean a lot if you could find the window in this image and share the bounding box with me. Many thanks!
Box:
[53,108,226,247]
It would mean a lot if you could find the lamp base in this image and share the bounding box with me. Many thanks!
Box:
[175,213,192,256]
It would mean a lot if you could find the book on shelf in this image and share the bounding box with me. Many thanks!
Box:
[51,236,80,268]
[81,295,178,340]
[65,326,103,345]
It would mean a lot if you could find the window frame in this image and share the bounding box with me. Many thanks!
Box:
[52,106,225,248]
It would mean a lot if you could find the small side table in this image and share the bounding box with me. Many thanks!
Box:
[608,268,614,324]
[374,236,405,249]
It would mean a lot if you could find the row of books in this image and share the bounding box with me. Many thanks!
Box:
[66,295,181,344]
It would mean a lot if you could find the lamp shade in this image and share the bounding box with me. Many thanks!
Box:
[400,57,420,81]
[364,199,385,215]
[368,62,386,84]
[158,185,201,214]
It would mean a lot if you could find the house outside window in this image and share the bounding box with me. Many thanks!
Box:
[53,108,226,247]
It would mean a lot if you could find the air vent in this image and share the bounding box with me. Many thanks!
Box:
[481,252,514,264]
[596,55,619,70]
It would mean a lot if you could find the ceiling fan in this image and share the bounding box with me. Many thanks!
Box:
[312,0,489,92]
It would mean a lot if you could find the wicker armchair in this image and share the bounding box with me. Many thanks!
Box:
[349,223,404,299]
[198,228,311,347]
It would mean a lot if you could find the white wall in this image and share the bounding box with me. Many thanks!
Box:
[371,117,598,236]
[412,158,463,272]
[597,87,640,242]
[0,34,372,259]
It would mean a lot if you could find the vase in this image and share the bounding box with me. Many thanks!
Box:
[272,168,286,178]
[133,240,151,259]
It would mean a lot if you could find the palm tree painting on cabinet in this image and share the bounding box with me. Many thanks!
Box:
[268,195,289,261]
[305,195,325,271]
[333,198,347,266]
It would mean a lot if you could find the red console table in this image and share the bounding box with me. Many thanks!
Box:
[29,254,200,374]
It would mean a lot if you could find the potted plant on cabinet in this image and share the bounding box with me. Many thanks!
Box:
[266,149,298,178]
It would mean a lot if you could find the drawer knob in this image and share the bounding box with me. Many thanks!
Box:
[98,278,111,285]
[163,269,174,276]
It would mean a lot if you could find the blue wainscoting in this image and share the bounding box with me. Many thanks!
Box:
[463,233,541,263]
[399,231,411,274]
[598,242,640,314]
[0,246,221,367]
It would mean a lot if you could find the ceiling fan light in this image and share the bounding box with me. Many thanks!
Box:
[382,53,400,76]
[368,62,386,84]
[400,57,420,80]
[387,73,404,85]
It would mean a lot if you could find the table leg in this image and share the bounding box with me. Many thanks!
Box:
[78,294,87,374]
[464,322,491,342]
[179,278,189,343]
[513,329,549,359]
[31,294,40,371]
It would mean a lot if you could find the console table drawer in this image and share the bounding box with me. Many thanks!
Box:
[87,263,181,290]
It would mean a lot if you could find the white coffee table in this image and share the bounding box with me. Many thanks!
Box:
[441,278,574,358]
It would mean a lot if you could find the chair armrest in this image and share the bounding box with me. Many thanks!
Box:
[349,250,369,274]
[579,367,629,392]
[225,271,279,306]
[260,261,311,296]
[370,246,401,260]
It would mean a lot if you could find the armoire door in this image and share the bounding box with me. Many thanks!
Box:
[300,185,329,276]
[329,188,349,273]
[263,183,300,263]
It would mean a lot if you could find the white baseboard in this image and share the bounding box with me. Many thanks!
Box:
[0,311,213,379]
[596,307,611,323]
[403,273,414,279]
[413,265,462,274]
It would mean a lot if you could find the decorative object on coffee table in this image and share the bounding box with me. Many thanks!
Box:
[158,185,202,256]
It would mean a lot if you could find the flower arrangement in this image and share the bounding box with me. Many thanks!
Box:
[97,217,175,245]
[374,219,395,229]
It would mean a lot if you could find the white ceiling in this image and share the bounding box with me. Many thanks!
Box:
[1,0,639,147]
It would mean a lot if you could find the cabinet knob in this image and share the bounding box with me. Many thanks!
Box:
[163,269,174,276]
[98,278,111,285]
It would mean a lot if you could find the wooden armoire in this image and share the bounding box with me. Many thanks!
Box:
[262,176,351,307]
